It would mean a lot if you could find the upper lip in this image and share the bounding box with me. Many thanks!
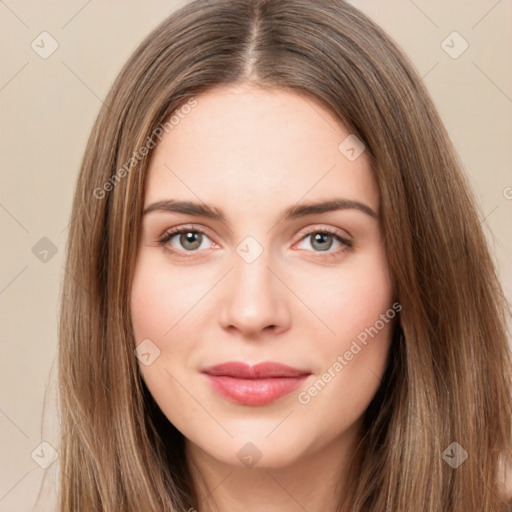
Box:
[201,361,311,379]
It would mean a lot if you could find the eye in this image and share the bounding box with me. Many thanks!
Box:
[157,225,353,259]
[157,225,215,258]
[295,227,352,256]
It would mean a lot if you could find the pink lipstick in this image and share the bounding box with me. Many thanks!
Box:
[201,361,311,406]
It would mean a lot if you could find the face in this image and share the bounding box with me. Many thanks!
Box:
[130,83,395,470]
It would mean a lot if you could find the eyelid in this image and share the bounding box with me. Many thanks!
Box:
[158,224,351,245]
[158,223,217,246]
[294,224,352,243]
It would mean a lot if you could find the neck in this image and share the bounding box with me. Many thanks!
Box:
[184,421,363,512]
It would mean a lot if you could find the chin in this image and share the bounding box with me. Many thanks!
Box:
[191,428,314,470]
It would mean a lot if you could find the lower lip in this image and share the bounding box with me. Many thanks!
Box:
[204,375,309,405]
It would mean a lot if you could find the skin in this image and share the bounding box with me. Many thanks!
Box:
[130,83,395,512]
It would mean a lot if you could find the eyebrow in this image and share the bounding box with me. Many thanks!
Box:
[143,197,378,221]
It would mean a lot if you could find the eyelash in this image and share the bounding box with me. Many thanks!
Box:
[157,225,353,260]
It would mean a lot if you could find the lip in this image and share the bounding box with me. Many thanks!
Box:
[201,361,311,406]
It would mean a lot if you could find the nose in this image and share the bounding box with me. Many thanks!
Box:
[218,248,291,338]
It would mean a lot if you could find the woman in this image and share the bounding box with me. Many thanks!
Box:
[55,0,512,510]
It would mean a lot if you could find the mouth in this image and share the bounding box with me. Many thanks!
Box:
[201,361,312,406]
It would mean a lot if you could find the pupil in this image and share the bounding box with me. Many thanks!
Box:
[313,233,332,251]
[181,232,201,250]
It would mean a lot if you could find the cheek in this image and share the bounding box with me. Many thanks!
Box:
[332,269,393,345]
[130,256,200,418]
[130,269,170,343]
[292,250,394,364]
[294,249,395,407]
[295,257,395,423]
[130,252,211,344]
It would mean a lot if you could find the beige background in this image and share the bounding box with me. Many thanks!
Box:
[1,0,511,510]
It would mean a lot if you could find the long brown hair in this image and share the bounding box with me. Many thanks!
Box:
[55,0,512,510]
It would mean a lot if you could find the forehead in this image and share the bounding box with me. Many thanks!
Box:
[144,84,379,215]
